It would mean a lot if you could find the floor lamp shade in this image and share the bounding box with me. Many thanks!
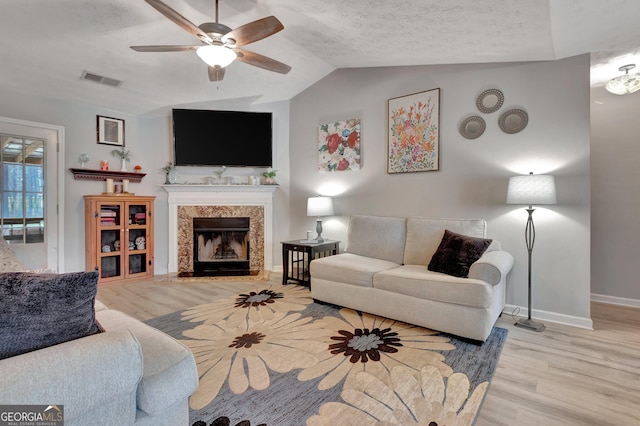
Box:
[506,174,557,206]
[506,172,556,332]
[307,196,334,242]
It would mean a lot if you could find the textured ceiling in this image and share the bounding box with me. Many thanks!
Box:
[1,0,639,115]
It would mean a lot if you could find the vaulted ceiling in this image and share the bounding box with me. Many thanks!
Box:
[1,0,639,115]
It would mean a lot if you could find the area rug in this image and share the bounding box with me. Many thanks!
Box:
[145,282,507,426]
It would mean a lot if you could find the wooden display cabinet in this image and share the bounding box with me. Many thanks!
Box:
[84,195,155,284]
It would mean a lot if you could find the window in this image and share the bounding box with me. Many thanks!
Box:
[1,134,45,244]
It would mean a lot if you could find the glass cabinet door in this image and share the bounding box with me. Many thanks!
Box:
[98,202,122,279]
[127,202,148,276]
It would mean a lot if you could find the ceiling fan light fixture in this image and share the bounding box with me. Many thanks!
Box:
[196,45,237,68]
[605,64,640,95]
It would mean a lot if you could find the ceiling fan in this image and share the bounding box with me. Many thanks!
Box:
[130,0,291,81]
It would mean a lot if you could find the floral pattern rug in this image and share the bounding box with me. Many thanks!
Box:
[145,282,507,426]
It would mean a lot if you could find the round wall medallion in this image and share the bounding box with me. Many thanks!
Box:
[498,108,528,134]
[476,89,504,114]
[459,116,486,139]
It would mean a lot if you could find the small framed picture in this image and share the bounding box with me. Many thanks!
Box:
[97,115,125,146]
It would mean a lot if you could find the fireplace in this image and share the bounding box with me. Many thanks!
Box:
[163,184,276,276]
[190,217,250,276]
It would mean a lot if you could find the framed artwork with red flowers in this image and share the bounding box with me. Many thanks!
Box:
[318,118,361,172]
[387,88,440,173]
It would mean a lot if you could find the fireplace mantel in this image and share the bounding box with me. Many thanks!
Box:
[162,184,278,193]
[163,185,276,274]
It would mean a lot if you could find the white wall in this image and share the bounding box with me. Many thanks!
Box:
[0,88,290,274]
[288,55,592,327]
[139,100,290,274]
[0,55,599,327]
[591,85,640,305]
[0,88,152,273]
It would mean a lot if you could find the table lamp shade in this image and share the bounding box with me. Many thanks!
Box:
[307,196,334,217]
[506,174,557,206]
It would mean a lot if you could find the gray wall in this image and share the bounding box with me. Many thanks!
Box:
[0,88,290,275]
[6,52,637,325]
[288,55,592,326]
[591,85,640,305]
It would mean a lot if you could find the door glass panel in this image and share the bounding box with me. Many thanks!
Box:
[101,256,121,279]
[1,135,45,244]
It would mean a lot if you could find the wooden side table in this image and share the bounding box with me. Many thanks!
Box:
[281,239,340,286]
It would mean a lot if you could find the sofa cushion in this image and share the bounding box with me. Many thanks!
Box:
[96,309,198,416]
[404,217,487,266]
[373,265,494,308]
[310,253,400,288]
[428,230,493,278]
[0,271,102,360]
[344,215,407,264]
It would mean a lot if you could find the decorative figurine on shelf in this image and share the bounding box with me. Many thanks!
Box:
[100,160,109,171]
[111,147,132,171]
[262,168,277,184]
[114,240,121,251]
[135,236,146,250]
[162,162,175,184]
[79,153,90,168]
[129,241,135,250]
[101,244,111,253]
[134,164,143,173]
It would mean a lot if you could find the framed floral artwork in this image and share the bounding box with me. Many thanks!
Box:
[387,88,440,173]
[318,118,361,172]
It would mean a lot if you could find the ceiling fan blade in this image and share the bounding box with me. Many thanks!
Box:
[235,48,291,74]
[222,16,284,47]
[130,45,199,52]
[208,66,226,81]
[144,0,213,44]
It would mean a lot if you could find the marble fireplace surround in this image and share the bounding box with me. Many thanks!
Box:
[163,185,277,275]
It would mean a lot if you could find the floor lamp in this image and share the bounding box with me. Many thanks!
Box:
[307,196,334,242]
[506,172,557,332]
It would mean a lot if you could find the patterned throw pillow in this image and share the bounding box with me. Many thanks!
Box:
[428,229,493,278]
[0,237,27,272]
[0,271,102,359]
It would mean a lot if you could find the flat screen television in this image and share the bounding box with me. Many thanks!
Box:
[172,108,273,167]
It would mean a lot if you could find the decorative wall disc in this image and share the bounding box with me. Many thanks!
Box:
[476,89,504,114]
[459,116,486,139]
[498,108,528,134]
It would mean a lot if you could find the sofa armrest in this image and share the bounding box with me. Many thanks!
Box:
[468,250,514,285]
[0,329,142,421]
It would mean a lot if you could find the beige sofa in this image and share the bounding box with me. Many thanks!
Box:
[310,215,514,342]
[0,300,198,425]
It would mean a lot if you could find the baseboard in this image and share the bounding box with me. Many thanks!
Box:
[503,304,593,330]
[591,293,640,308]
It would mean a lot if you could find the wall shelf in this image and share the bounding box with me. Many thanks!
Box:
[69,168,146,183]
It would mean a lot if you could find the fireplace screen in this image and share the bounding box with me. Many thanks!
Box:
[192,217,250,276]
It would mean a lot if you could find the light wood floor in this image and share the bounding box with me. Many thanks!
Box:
[98,274,640,426]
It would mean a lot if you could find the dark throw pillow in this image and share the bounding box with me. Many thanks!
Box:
[0,271,102,360]
[428,230,493,278]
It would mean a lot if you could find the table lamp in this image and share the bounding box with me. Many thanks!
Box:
[507,172,557,332]
[307,196,334,242]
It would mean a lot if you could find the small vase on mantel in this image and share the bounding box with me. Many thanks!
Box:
[120,158,127,171]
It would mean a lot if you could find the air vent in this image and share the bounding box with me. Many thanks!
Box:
[80,71,122,88]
